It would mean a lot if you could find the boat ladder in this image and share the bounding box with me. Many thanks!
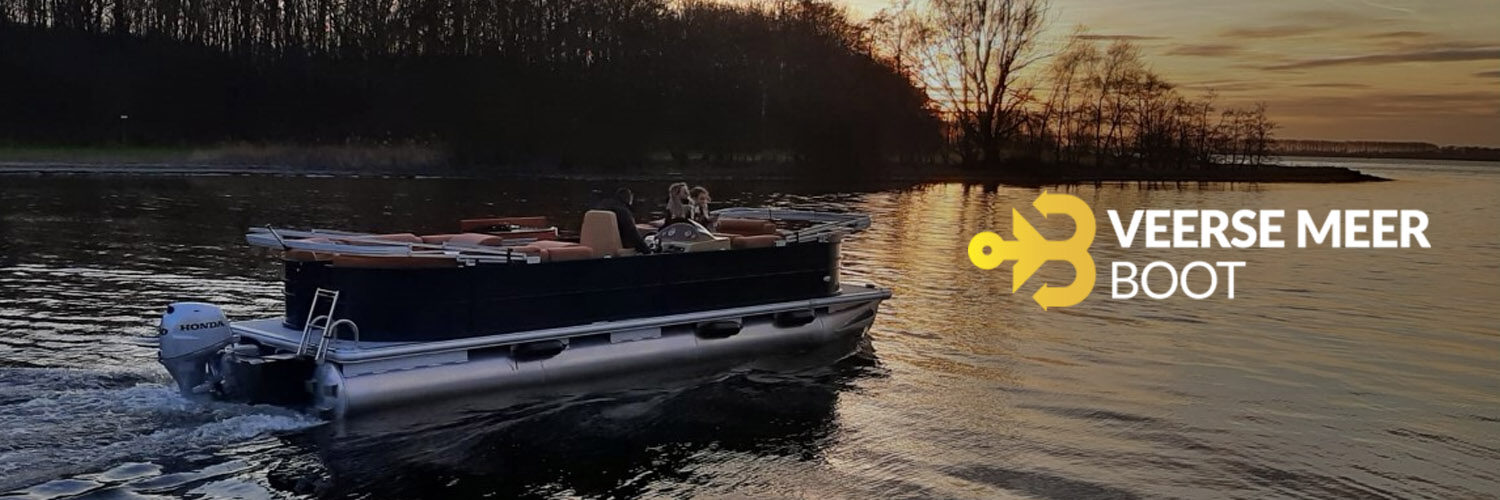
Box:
[298,288,345,363]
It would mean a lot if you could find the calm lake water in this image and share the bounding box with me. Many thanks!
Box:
[1,158,1497,498]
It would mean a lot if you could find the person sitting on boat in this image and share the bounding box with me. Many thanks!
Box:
[665,182,692,224]
[593,187,651,254]
[689,185,716,228]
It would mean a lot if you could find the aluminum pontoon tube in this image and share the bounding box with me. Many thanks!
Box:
[231,285,890,364]
[310,293,884,418]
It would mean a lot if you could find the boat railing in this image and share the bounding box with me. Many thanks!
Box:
[712,207,872,243]
[246,227,537,263]
[246,208,869,261]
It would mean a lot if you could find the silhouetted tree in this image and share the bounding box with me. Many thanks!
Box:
[877,0,1049,166]
[870,9,1279,169]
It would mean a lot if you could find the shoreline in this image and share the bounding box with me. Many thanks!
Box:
[892,163,1389,186]
[0,160,1390,185]
[1272,151,1500,163]
[0,146,1389,185]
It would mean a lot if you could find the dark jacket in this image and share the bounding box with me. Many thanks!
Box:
[592,197,650,253]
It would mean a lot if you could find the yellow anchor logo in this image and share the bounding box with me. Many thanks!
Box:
[968,191,1096,310]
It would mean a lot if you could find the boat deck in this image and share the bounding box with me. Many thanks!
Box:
[231,283,890,364]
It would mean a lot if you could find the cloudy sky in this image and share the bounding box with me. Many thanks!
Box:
[840,0,1500,146]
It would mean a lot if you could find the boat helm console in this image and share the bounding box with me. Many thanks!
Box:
[657,221,728,253]
[157,207,891,418]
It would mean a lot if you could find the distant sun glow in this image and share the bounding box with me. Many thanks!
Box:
[841,0,1500,146]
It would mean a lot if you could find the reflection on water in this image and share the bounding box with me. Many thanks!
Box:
[1,159,1498,498]
[300,367,857,498]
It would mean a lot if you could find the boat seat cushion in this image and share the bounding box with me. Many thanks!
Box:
[375,233,424,243]
[513,243,595,262]
[540,246,594,262]
[447,233,507,246]
[421,233,507,246]
[344,233,423,245]
[731,234,782,249]
[526,240,579,249]
[715,218,777,236]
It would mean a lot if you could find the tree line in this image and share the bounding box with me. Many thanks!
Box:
[0,0,941,166]
[1029,36,1276,168]
[870,0,1278,169]
[1,0,1283,170]
[1274,140,1500,161]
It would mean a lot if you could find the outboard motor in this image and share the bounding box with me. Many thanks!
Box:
[158,302,234,397]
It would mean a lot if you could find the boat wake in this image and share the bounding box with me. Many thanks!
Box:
[0,367,320,492]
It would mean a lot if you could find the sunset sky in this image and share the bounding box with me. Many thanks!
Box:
[841,0,1500,146]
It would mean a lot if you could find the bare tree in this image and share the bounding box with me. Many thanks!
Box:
[1246,103,1276,165]
[1215,105,1274,165]
[866,0,925,77]
[1039,29,1093,163]
[894,0,1050,166]
[1090,40,1145,165]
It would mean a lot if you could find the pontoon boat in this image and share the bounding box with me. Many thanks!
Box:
[157,207,890,418]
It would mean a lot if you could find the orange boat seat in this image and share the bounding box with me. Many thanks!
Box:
[715,218,778,236]
[730,234,782,249]
[512,241,595,262]
[420,233,506,246]
[526,240,579,249]
[580,210,636,257]
[539,246,595,262]
[342,233,423,246]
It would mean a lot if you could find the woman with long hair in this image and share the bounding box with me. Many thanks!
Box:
[666,182,691,223]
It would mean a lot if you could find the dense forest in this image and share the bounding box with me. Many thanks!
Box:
[0,0,942,166]
[1,0,1291,172]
